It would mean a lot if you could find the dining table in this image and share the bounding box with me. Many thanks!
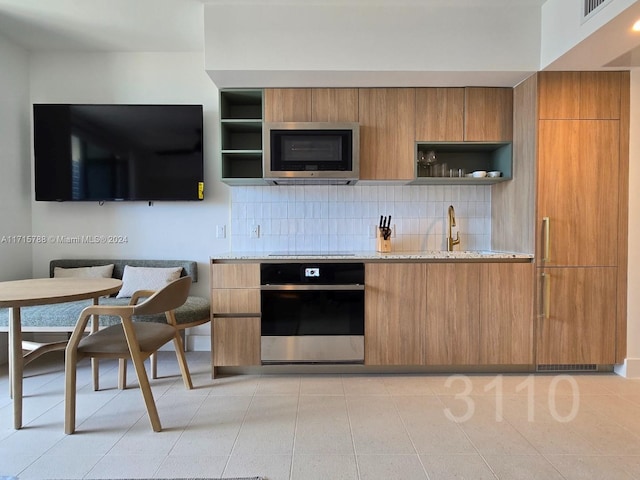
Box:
[0,277,122,429]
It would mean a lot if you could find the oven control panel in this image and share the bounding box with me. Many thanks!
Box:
[304,267,320,278]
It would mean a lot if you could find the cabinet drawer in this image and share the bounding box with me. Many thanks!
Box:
[211,263,260,288]
[212,288,260,314]
[213,316,261,366]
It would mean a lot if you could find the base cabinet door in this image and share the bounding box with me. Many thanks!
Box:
[424,263,480,365]
[364,263,426,365]
[479,263,534,365]
[536,267,617,365]
[213,316,261,366]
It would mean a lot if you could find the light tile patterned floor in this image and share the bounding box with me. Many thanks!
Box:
[1,352,640,479]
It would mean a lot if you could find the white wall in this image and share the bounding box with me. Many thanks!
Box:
[29,52,231,301]
[204,2,542,88]
[0,34,32,281]
[0,34,32,364]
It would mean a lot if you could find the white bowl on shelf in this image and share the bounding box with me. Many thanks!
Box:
[472,170,487,178]
[487,171,502,178]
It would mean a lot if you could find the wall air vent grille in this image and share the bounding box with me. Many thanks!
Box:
[537,364,598,372]
[583,0,612,21]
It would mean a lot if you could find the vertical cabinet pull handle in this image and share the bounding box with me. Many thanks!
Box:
[540,272,551,320]
[542,217,550,263]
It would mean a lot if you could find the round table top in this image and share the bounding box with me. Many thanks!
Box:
[0,277,123,308]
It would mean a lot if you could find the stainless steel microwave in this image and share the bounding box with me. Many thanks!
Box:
[263,122,359,185]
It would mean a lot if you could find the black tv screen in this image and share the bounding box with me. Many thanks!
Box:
[33,104,204,201]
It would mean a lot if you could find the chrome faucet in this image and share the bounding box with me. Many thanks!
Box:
[447,205,460,251]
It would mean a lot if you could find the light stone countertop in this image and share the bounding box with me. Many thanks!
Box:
[212,251,534,263]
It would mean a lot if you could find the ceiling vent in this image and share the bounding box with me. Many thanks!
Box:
[583,0,613,22]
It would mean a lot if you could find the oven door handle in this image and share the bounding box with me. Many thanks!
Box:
[261,284,364,291]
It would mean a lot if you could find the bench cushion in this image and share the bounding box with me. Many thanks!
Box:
[0,295,210,331]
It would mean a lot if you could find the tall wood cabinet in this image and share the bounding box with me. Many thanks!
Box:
[533,71,629,366]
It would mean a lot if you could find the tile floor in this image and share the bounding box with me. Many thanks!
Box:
[1,352,640,479]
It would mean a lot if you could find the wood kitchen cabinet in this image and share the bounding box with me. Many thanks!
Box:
[415,88,465,142]
[415,87,512,142]
[536,119,619,267]
[358,88,416,180]
[531,71,629,366]
[364,263,426,365]
[538,71,622,120]
[365,261,534,367]
[211,262,261,373]
[536,267,617,365]
[424,263,480,365]
[264,88,312,122]
[264,88,358,123]
[479,263,534,365]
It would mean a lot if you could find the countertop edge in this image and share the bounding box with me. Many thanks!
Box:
[211,252,535,263]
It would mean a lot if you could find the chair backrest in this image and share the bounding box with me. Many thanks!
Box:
[133,276,192,316]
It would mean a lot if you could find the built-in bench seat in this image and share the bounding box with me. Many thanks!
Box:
[0,260,211,373]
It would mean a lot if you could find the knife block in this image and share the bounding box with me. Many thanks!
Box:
[376,228,392,253]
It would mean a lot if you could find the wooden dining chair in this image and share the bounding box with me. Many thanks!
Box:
[64,276,193,434]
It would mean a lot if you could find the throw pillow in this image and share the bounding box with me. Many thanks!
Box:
[53,264,114,279]
[116,265,182,298]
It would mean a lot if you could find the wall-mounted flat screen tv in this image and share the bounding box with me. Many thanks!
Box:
[33,104,204,201]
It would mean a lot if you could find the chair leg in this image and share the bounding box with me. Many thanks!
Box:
[64,350,78,434]
[172,333,193,390]
[129,348,162,432]
[118,358,127,390]
[92,358,100,391]
[150,352,157,380]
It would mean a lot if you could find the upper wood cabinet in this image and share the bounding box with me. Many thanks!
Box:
[264,88,358,122]
[311,88,358,122]
[415,88,465,141]
[415,87,512,142]
[264,88,312,122]
[464,87,513,142]
[538,71,622,120]
[358,88,416,180]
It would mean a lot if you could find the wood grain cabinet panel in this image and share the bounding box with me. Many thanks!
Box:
[424,263,480,365]
[212,289,260,315]
[364,263,426,365]
[536,120,619,267]
[211,263,260,289]
[213,317,261,366]
[311,88,359,122]
[358,88,416,180]
[538,71,621,120]
[536,267,617,365]
[415,88,464,141]
[464,87,513,142]
[479,263,534,365]
[264,88,312,122]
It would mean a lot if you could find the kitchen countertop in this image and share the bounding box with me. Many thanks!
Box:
[212,251,534,263]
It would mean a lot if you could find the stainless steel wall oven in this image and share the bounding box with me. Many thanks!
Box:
[260,263,365,363]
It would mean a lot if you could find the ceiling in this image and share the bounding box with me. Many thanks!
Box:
[3,0,640,87]
[0,0,547,53]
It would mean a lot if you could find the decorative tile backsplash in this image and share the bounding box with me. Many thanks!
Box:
[230,185,491,253]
